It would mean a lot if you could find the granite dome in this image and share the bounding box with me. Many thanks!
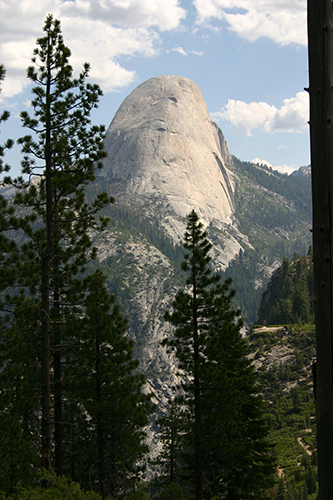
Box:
[102,75,235,230]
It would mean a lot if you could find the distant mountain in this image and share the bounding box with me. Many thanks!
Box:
[100,75,240,268]
[291,165,311,179]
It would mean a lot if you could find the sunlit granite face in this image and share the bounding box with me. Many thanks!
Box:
[102,75,235,225]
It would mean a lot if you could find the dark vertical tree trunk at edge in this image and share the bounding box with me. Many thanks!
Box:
[194,369,203,500]
[96,334,106,499]
[308,0,333,497]
[41,32,54,472]
[191,234,203,500]
[54,285,63,476]
[41,255,52,472]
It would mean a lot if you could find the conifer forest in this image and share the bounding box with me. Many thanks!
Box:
[0,15,318,500]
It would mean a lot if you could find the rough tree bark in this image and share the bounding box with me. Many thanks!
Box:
[41,41,53,471]
[308,0,333,497]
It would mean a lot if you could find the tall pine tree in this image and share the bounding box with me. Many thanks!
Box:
[162,210,274,499]
[1,15,112,475]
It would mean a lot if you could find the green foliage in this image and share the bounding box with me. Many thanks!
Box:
[2,470,102,499]
[124,485,149,500]
[11,14,112,273]
[0,15,118,490]
[218,248,270,325]
[162,210,275,499]
[0,295,42,491]
[152,398,188,487]
[157,482,185,500]
[14,15,108,183]
[0,37,317,499]
[231,157,311,232]
[257,250,314,326]
[227,157,311,259]
[64,270,152,497]
[206,158,313,325]
[0,64,26,306]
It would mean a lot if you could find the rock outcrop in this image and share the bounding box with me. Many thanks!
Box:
[101,75,235,239]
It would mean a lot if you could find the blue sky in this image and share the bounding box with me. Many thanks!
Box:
[0,0,309,177]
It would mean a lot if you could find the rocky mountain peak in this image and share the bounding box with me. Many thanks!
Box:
[291,165,311,179]
[101,75,235,240]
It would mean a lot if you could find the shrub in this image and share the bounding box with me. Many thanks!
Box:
[4,471,102,500]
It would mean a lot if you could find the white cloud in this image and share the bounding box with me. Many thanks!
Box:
[252,157,273,169]
[167,47,203,57]
[274,164,299,175]
[0,0,186,98]
[266,91,309,133]
[211,99,277,136]
[252,158,298,175]
[171,45,188,56]
[191,50,204,56]
[61,0,186,31]
[193,0,306,46]
[212,91,308,135]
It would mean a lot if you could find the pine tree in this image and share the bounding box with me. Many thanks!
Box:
[162,210,274,499]
[1,15,112,476]
[277,477,287,500]
[154,397,188,487]
[203,283,275,498]
[64,271,152,498]
[292,277,311,324]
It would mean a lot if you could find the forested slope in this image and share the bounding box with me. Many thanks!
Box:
[249,324,317,499]
[257,249,314,326]
[218,158,312,325]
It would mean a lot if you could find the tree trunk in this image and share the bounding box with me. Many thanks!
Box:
[41,166,52,472]
[191,235,203,500]
[42,31,54,473]
[96,334,106,499]
[41,254,52,472]
[308,0,333,497]
[170,423,175,484]
[54,285,63,476]
[194,367,203,500]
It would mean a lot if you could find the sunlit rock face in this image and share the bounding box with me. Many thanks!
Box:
[102,75,235,234]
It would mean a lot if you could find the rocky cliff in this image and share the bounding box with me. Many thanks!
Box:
[100,75,245,268]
